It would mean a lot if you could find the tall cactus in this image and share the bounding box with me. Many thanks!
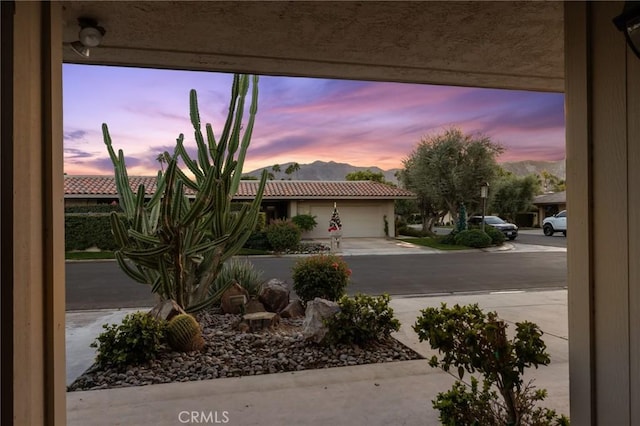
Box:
[103,74,267,312]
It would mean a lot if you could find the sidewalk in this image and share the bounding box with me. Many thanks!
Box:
[66,289,569,426]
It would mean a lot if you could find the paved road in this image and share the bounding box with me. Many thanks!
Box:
[515,230,567,248]
[66,251,566,310]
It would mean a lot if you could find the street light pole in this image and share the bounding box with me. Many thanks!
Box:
[480,183,489,232]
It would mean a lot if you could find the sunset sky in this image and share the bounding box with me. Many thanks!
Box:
[63,64,566,176]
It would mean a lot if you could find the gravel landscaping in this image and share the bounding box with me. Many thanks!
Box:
[67,308,422,392]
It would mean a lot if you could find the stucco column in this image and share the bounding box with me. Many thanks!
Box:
[1,2,66,425]
[565,2,640,424]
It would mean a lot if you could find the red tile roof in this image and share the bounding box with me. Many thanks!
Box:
[64,176,415,200]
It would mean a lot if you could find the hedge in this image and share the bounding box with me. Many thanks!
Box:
[65,214,121,251]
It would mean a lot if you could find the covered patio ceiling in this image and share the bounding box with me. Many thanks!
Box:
[61,1,564,92]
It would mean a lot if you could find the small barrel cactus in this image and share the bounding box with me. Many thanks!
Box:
[166,314,205,352]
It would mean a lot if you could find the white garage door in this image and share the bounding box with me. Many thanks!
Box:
[303,202,386,238]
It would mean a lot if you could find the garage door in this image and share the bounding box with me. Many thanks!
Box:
[304,202,386,238]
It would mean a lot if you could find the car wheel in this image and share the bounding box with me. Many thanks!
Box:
[543,224,554,236]
[562,231,567,237]
[508,236,516,240]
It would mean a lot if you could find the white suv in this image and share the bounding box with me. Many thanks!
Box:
[542,210,567,236]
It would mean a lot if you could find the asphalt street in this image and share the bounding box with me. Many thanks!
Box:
[66,249,566,310]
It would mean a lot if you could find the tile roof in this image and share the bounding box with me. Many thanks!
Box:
[64,176,415,200]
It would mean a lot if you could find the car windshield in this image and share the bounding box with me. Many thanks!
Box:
[484,217,506,225]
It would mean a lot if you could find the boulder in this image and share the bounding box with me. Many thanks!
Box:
[149,299,187,322]
[220,283,249,314]
[245,298,266,314]
[258,279,290,313]
[302,298,340,343]
[280,300,305,319]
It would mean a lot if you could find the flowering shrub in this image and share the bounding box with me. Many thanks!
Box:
[292,254,351,303]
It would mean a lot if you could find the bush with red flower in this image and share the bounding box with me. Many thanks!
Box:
[292,254,351,304]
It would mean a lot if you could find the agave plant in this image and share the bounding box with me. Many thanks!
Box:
[103,74,267,312]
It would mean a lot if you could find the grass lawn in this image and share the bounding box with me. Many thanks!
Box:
[403,237,469,251]
[65,247,271,260]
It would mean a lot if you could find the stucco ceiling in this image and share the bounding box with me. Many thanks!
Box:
[61,1,564,92]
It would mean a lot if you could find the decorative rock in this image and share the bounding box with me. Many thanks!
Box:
[258,279,290,313]
[149,299,187,321]
[243,312,280,332]
[245,298,266,314]
[302,298,340,343]
[221,283,249,314]
[280,300,305,319]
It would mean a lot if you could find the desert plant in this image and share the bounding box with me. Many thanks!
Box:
[104,74,267,312]
[454,229,492,248]
[292,254,351,303]
[413,303,569,426]
[212,258,264,297]
[265,218,301,252]
[91,312,166,370]
[165,314,205,352]
[324,293,400,345]
[291,214,318,232]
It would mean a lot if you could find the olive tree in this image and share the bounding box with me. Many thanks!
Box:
[402,127,503,228]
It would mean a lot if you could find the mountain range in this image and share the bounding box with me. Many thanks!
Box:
[245,159,566,182]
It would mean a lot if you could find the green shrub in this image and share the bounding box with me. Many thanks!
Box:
[91,312,166,370]
[292,254,351,303]
[398,226,432,237]
[414,303,570,426]
[292,214,318,232]
[483,225,506,245]
[243,230,271,251]
[65,204,123,214]
[324,293,400,345]
[213,258,264,297]
[437,229,459,245]
[265,219,302,252]
[256,212,267,231]
[65,214,121,251]
[454,229,492,248]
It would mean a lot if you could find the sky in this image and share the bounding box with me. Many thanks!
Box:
[63,64,566,176]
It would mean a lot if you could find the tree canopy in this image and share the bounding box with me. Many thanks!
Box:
[402,128,503,228]
[345,169,388,183]
[490,173,540,222]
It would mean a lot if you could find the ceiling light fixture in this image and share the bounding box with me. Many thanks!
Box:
[70,17,106,58]
[613,1,640,60]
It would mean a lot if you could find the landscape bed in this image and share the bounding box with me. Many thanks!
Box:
[67,308,422,392]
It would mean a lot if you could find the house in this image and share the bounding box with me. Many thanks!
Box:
[63,176,415,238]
[533,191,567,226]
[4,2,640,425]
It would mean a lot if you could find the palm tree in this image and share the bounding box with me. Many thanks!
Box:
[285,162,300,180]
[156,153,167,172]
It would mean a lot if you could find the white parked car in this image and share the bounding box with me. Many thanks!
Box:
[542,210,567,236]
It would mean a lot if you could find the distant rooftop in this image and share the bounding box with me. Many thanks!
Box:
[533,191,566,205]
[64,176,416,200]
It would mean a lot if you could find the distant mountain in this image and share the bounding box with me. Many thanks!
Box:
[244,159,565,183]
[244,161,401,183]
[500,159,565,180]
